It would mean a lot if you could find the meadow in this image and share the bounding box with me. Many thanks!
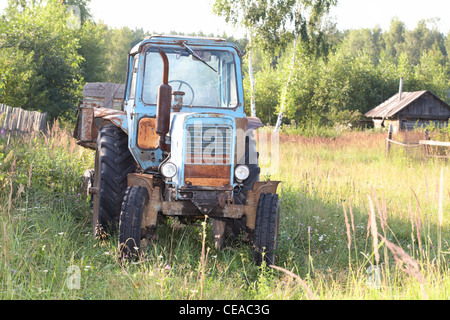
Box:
[0,123,448,300]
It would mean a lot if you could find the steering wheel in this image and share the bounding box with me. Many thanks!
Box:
[168,80,195,105]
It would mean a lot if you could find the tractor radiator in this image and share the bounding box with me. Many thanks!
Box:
[184,124,232,187]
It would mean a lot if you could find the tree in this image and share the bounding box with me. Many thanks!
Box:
[282,44,323,126]
[76,20,108,83]
[213,0,260,117]
[213,0,338,120]
[246,15,450,131]
[103,27,147,83]
[340,27,383,65]
[244,58,282,125]
[0,0,84,120]
[383,17,406,60]
[60,0,108,83]
[403,20,445,66]
[414,42,449,102]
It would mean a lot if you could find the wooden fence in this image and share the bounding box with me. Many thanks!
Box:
[0,104,48,135]
[385,125,450,160]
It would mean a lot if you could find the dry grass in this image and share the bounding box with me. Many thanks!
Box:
[258,129,449,299]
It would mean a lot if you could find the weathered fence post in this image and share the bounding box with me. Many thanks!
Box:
[385,125,393,157]
[423,129,430,158]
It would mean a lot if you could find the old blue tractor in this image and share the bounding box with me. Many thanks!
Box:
[74,35,280,266]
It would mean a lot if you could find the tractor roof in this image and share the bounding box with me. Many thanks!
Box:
[129,34,242,56]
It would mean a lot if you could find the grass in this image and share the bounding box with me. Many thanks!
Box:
[262,129,449,299]
[0,123,449,300]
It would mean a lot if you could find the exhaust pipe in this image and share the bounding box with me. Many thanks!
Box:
[156,48,172,152]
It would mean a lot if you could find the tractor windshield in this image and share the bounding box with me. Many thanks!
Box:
[142,47,238,108]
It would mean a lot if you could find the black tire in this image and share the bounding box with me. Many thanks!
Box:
[93,124,136,237]
[118,187,149,259]
[253,193,280,266]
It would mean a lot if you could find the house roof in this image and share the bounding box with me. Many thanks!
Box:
[365,90,450,119]
[365,91,432,119]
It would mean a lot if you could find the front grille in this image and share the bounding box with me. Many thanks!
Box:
[186,124,232,165]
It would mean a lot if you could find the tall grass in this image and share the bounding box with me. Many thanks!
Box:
[264,129,449,299]
[0,124,448,299]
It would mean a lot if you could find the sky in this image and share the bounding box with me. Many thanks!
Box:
[0,0,450,37]
[90,0,450,36]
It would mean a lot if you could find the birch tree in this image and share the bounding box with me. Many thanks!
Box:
[213,0,337,122]
[213,0,260,117]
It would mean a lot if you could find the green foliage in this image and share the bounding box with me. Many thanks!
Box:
[1,0,449,131]
[244,59,282,125]
[213,0,337,63]
[0,0,85,120]
[76,20,108,83]
[2,127,448,299]
[0,0,112,121]
[103,27,147,83]
[248,17,450,129]
[0,123,94,195]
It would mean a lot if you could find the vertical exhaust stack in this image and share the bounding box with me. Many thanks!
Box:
[156,48,172,152]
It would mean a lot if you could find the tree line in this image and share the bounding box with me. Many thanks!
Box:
[0,0,147,119]
[1,0,449,131]
[0,0,246,121]
[246,17,450,129]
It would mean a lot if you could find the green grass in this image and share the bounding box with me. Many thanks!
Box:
[0,124,449,300]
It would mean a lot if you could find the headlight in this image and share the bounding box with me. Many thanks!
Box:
[235,165,250,181]
[161,162,177,178]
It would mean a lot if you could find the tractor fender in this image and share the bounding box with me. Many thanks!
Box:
[102,113,128,135]
[73,105,128,149]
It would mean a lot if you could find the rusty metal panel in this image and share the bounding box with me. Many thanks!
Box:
[184,164,230,187]
[252,181,281,197]
[127,174,158,232]
[137,117,159,149]
[222,204,245,219]
[74,103,128,149]
[79,106,94,142]
[127,173,154,191]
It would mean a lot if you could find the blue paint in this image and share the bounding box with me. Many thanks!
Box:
[122,35,245,173]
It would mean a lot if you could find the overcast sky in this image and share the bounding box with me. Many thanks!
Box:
[0,0,449,36]
[90,0,450,36]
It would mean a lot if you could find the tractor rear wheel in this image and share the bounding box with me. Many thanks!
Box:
[93,124,136,238]
[118,186,149,260]
[253,193,280,266]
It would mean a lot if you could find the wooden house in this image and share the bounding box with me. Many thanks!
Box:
[365,90,450,132]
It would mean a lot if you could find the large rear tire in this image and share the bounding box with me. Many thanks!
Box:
[93,124,136,238]
[253,193,280,266]
[118,187,149,260]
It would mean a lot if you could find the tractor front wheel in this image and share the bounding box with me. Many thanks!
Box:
[118,186,149,260]
[252,193,280,266]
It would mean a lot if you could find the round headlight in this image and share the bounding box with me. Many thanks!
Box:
[235,165,250,181]
[161,162,177,178]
